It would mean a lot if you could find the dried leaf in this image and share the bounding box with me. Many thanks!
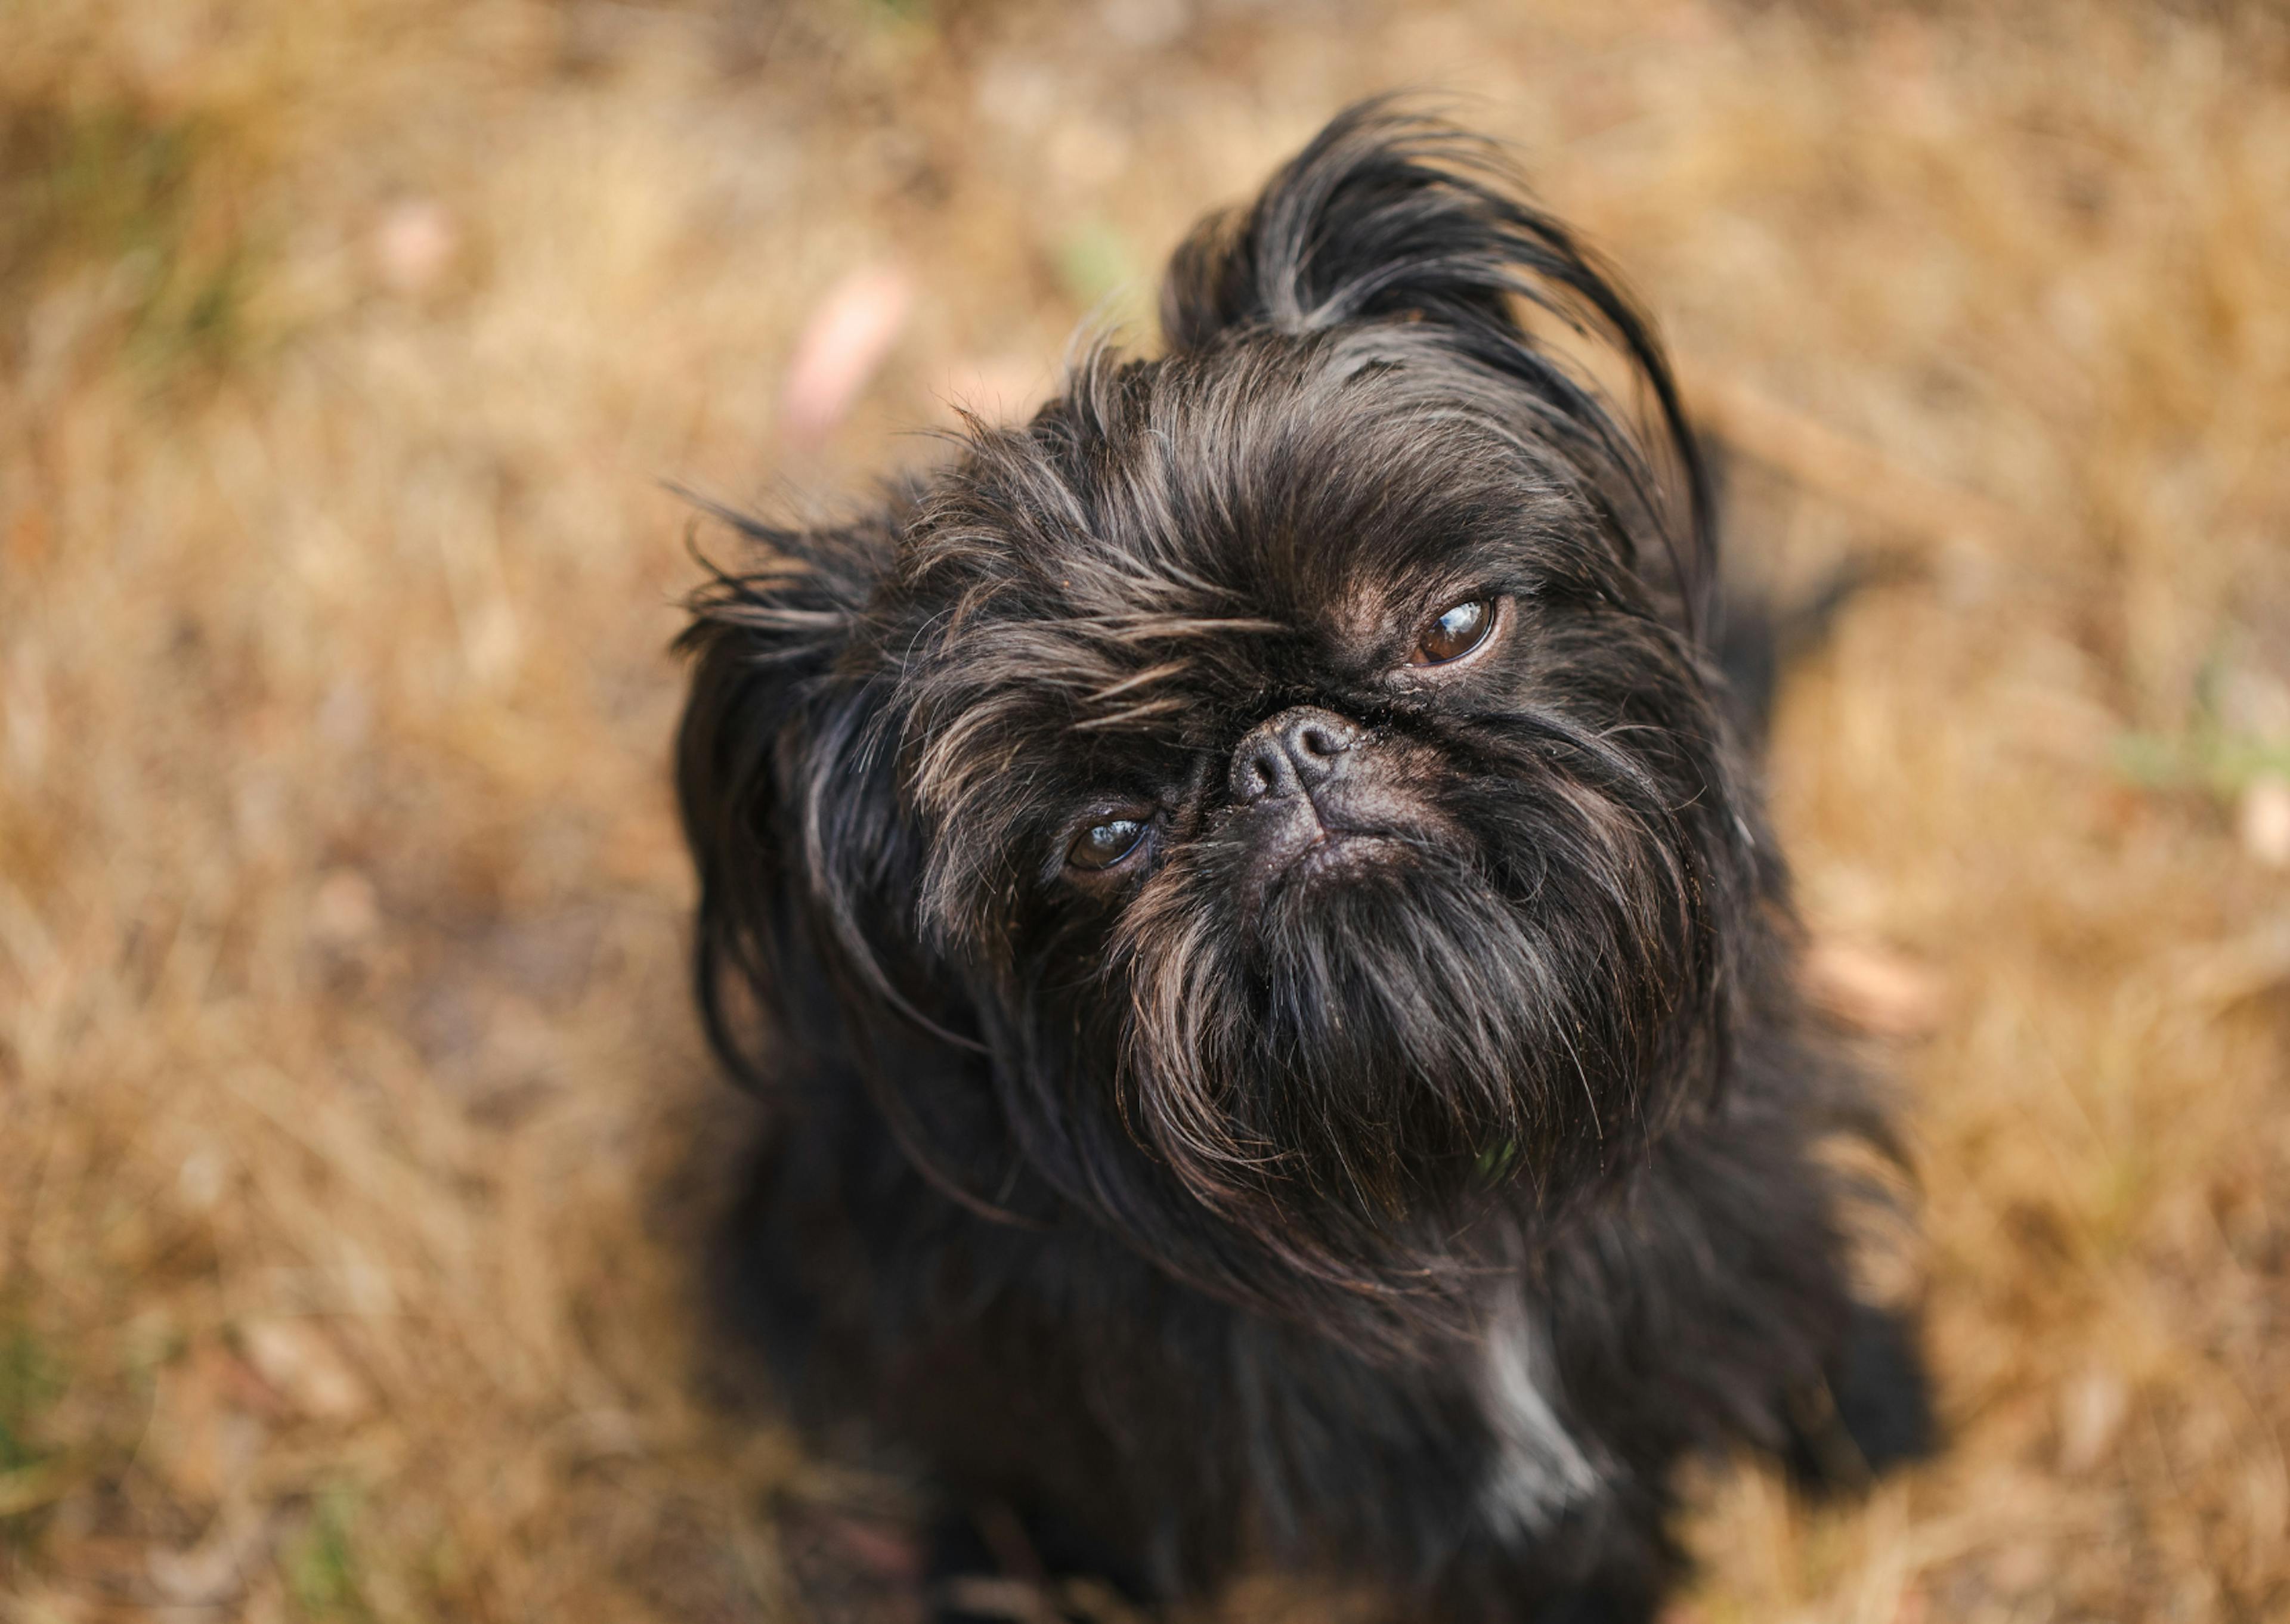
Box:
[236,1321,369,1423]
[2237,775,2290,868]
[373,199,459,293]
[1803,940,1946,1038]
[147,1501,274,1604]
[779,265,914,447]
[2059,1368,2130,1472]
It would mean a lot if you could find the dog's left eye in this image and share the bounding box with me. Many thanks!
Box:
[1068,818,1148,872]
[1410,597,1496,666]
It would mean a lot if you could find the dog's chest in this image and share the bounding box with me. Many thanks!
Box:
[1475,1295,1602,1536]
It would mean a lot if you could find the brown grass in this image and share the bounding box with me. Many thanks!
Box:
[4,2,2288,1620]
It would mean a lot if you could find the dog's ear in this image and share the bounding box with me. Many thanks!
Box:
[675,507,938,1084]
[1160,100,1715,633]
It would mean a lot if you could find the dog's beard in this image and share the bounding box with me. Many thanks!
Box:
[1092,718,1723,1262]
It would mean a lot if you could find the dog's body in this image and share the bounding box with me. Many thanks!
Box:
[679,107,1929,1622]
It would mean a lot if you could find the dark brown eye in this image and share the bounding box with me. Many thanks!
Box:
[1411,598,1494,666]
[1067,818,1147,872]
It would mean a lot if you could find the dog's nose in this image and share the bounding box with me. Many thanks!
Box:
[1229,707,1360,805]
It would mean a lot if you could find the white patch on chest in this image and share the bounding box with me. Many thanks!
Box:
[1477,1293,1601,1536]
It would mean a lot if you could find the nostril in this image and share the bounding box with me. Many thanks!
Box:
[1281,712,1356,768]
[1232,734,1294,805]
[1255,708,1356,794]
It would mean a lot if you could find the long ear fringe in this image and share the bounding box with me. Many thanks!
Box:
[677,507,1044,1230]
[674,503,954,1068]
[1160,100,1716,637]
[674,515,869,1092]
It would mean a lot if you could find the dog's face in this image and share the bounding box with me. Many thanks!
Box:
[682,110,1762,1330]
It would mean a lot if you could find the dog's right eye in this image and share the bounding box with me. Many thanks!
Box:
[1067,818,1147,872]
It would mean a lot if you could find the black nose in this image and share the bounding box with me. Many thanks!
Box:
[1229,707,1360,805]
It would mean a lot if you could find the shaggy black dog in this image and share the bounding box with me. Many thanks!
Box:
[677,104,1930,1622]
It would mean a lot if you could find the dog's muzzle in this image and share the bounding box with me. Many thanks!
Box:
[1228,706,1418,898]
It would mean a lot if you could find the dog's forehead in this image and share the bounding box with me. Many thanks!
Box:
[941,333,1554,625]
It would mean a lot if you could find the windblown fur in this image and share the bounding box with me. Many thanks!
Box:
[677,104,1929,1622]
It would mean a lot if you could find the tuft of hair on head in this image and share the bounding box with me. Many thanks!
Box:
[1159,98,1716,637]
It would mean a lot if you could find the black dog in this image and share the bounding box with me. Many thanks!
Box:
[677,104,1930,1622]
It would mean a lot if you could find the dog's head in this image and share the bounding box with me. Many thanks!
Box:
[680,106,1762,1340]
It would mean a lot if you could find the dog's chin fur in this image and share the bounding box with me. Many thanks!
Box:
[677,102,1930,1621]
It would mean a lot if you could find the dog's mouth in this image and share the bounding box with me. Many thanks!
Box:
[1250,820,1436,916]
[1281,828,1404,887]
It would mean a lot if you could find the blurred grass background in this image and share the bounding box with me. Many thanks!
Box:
[3,1,2289,1620]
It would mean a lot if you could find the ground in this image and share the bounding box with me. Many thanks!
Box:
[3,2,2289,1620]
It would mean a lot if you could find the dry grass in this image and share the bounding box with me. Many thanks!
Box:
[4,2,2288,1620]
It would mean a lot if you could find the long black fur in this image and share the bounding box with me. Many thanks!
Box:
[677,104,1930,1622]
